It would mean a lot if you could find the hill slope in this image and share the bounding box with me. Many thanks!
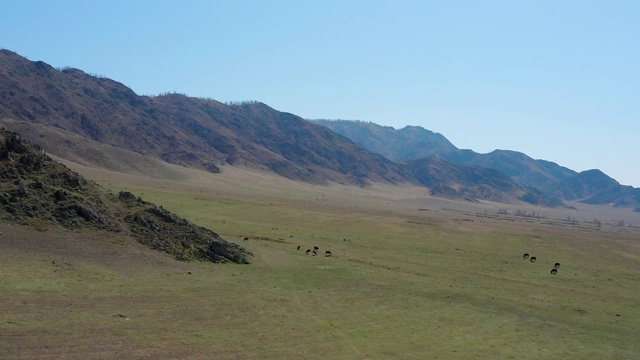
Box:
[311,120,458,160]
[0,50,563,206]
[0,49,409,186]
[554,169,640,208]
[0,128,251,264]
[312,119,576,189]
[405,157,565,206]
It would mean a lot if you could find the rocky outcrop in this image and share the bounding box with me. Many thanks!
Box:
[120,192,250,264]
[0,128,251,264]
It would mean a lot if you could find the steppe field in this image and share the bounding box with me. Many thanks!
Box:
[2,162,639,359]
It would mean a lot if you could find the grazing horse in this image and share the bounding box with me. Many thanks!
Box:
[530,257,537,262]
[305,249,311,255]
[243,237,249,241]
[325,251,332,257]
[522,253,530,260]
[551,268,558,275]
[313,246,319,251]
[312,250,318,256]
[554,262,560,268]
[296,245,301,250]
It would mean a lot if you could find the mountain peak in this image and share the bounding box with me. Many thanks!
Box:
[0,48,22,57]
[578,169,614,181]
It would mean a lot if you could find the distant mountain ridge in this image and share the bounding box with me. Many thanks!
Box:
[311,120,459,160]
[554,169,640,208]
[313,119,640,209]
[405,157,564,207]
[0,49,621,208]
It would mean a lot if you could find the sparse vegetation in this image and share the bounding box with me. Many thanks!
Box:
[2,161,638,359]
[1,49,639,359]
[0,129,251,264]
[224,99,259,106]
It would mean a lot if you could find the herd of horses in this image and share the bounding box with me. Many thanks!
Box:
[243,236,333,257]
[296,245,332,257]
[522,253,561,275]
[245,237,559,272]
[243,237,333,257]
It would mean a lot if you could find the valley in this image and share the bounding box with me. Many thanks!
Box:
[1,49,639,359]
[2,162,639,359]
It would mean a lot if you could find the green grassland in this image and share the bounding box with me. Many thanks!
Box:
[1,163,639,359]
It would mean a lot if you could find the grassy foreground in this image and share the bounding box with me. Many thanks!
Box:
[1,164,639,359]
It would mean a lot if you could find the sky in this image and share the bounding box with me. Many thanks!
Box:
[2,0,639,187]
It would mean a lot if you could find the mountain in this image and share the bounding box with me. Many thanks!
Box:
[311,120,458,160]
[0,49,408,186]
[0,128,251,264]
[312,119,576,189]
[314,119,640,208]
[0,49,563,206]
[405,157,564,206]
[554,169,640,207]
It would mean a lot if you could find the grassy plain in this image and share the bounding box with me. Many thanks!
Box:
[1,163,639,359]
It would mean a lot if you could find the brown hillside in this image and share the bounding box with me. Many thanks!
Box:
[0,50,567,205]
[0,49,410,186]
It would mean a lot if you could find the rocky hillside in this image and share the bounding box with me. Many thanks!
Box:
[0,128,251,264]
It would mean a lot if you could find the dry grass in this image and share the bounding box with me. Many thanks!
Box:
[1,163,639,359]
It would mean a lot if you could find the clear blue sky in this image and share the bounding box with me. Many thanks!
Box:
[2,0,639,187]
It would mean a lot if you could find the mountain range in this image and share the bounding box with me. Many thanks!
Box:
[1,49,638,210]
[312,120,640,210]
[0,49,407,186]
